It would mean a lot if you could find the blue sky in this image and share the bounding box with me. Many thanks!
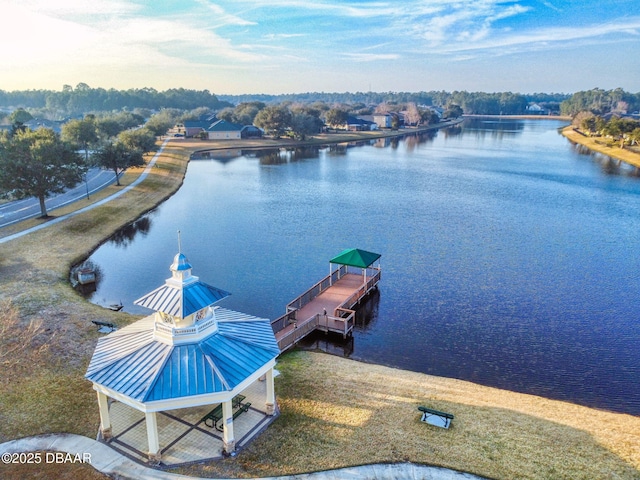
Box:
[1,0,639,94]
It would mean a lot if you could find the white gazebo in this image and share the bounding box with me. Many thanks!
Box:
[85,250,280,464]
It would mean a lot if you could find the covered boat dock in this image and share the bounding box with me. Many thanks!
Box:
[272,248,381,352]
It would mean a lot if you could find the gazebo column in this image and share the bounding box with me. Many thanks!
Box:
[265,367,276,415]
[96,391,112,440]
[222,399,236,454]
[145,412,162,463]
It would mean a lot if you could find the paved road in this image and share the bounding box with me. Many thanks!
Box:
[0,168,118,229]
[0,139,170,245]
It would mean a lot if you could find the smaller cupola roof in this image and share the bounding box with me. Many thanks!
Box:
[134,250,230,318]
[171,252,192,272]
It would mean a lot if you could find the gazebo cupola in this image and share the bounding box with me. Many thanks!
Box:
[134,251,231,345]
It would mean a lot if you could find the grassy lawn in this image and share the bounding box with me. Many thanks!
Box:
[0,133,639,479]
[174,351,640,480]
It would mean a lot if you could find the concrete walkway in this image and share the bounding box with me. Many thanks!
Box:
[0,433,488,480]
[0,138,171,245]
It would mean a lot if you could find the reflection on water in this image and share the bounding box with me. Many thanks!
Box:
[109,216,153,248]
[191,149,244,163]
[463,117,526,141]
[298,332,355,357]
[80,119,640,415]
[569,141,640,177]
[249,147,322,165]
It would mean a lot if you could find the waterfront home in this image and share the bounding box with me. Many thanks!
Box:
[346,116,377,131]
[206,119,244,140]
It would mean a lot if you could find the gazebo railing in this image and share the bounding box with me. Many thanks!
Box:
[155,316,217,336]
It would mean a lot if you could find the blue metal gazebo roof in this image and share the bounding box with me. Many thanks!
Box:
[85,309,280,402]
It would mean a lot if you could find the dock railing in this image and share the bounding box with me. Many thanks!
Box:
[286,265,348,312]
[339,268,381,312]
[271,310,296,334]
[275,314,318,351]
[333,308,355,337]
[277,310,355,351]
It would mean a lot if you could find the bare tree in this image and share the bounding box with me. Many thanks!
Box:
[375,102,393,114]
[403,102,421,126]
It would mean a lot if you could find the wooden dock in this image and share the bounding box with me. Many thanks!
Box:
[272,263,381,352]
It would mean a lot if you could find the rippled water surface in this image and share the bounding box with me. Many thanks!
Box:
[83,119,640,415]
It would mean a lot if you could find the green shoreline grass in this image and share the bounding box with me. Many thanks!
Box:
[1,127,639,480]
[561,126,640,168]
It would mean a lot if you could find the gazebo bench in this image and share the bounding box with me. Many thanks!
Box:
[418,406,454,429]
[202,395,251,431]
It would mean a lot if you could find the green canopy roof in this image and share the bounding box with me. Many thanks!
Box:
[330,248,381,269]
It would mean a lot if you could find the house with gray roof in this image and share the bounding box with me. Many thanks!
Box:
[206,119,245,140]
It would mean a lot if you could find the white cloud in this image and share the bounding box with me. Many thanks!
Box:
[224,0,399,18]
[263,33,307,40]
[0,0,264,74]
[15,0,139,16]
[193,0,257,27]
[406,2,532,46]
[435,17,640,55]
[341,52,400,62]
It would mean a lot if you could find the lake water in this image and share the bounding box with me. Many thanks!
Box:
[81,119,640,416]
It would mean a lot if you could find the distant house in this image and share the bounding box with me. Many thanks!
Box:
[169,114,217,138]
[169,116,263,140]
[184,120,211,137]
[206,119,244,140]
[372,113,403,129]
[346,116,377,131]
[241,125,263,139]
[169,121,204,137]
[526,104,548,115]
[373,114,392,128]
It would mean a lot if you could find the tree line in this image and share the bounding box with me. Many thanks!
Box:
[561,88,640,147]
[0,84,573,119]
[4,84,639,120]
[219,91,569,114]
[0,83,232,118]
[560,88,640,117]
